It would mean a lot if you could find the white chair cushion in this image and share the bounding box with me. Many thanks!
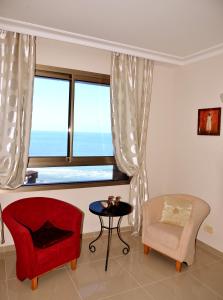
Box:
[146,222,183,250]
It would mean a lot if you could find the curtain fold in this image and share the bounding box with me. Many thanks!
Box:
[0,204,4,244]
[0,30,36,189]
[111,53,154,234]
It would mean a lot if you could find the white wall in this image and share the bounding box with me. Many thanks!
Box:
[36,37,111,74]
[171,53,223,252]
[148,62,178,197]
[0,37,178,247]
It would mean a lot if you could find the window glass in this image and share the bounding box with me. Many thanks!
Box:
[29,77,69,156]
[73,81,113,156]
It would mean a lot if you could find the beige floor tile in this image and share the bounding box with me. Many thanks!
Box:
[115,248,185,285]
[109,230,142,249]
[99,238,128,259]
[0,258,6,281]
[99,231,143,257]
[67,258,140,300]
[2,234,223,300]
[103,287,154,300]
[0,280,8,299]
[7,268,81,300]
[77,237,107,265]
[4,249,16,257]
[5,253,16,279]
[144,272,222,300]
[197,241,223,259]
[78,231,140,267]
[188,246,222,271]
[191,261,223,297]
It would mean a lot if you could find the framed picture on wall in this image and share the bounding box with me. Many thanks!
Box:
[197,107,221,136]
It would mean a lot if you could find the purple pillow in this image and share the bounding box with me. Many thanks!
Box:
[29,221,73,249]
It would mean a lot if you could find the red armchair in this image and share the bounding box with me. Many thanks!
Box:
[2,197,83,290]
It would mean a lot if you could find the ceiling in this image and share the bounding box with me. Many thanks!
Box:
[1,0,223,65]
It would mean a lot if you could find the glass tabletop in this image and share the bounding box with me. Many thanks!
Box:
[89,200,132,217]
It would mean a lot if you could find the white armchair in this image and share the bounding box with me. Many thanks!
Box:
[142,194,210,271]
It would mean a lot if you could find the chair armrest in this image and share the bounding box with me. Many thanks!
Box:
[178,202,210,260]
[68,208,83,244]
[2,212,36,278]
[142,199,163,227]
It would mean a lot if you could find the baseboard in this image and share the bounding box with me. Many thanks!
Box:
[196,239,223,257]
[0,244,15,253]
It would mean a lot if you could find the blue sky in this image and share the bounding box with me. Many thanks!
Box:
[31,77,112,133]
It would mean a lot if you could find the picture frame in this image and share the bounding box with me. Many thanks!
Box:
[197,107,221,136]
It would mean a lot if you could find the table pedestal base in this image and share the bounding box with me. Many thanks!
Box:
[89,216,130,271]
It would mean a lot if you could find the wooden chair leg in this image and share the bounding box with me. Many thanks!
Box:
[31,277,38,290]
[176,260,182,272]
[70,259,77,270]
[144,244,151,255]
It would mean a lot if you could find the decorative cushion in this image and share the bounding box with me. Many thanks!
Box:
[27,221,73,249]
[160,197,192,227]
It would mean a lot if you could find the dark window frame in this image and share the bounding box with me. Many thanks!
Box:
[25,64,129,189]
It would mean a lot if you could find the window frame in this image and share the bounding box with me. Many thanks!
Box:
[25,64,129,188]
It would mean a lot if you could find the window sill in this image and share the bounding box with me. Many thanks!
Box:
[3,178,130,193]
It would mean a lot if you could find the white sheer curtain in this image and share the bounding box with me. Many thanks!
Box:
[110,53,154,234]
[0,205,4,244]
[0,30,35,189]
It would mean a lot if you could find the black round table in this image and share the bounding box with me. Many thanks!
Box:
[89,200,133,271]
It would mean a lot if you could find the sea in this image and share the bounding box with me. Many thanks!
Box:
[27,131,114,184]
[29,131,113,157]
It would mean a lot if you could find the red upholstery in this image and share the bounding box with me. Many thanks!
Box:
[2,197,83,281]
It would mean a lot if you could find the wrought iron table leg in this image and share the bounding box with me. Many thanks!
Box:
[105,216,112,271]
[89,216,104,253]
[117,217,130,254]
[89,214,131,270]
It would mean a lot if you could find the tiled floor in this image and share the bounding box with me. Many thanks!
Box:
[1,232,223,300]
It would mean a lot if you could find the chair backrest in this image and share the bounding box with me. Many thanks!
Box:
[150,194,210,223]
[3,197,77,231]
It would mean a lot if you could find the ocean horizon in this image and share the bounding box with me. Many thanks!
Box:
[29,130,113,157]
[28,130,114,183]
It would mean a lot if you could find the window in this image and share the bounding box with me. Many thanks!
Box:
[73,81,113,156]
[25,65,128,187]
[29,77,69,157]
